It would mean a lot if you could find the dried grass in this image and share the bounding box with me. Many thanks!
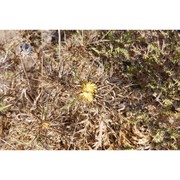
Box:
[0,30,179,150]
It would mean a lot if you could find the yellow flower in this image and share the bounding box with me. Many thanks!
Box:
[42,121,50,129]
[79,92,94,102]
[82,82,97,93]
[79,82,97,102]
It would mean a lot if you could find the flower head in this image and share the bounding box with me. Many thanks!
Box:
[42,121,50,129]
[79,92,94,102]
[82,82,97,93]
[79,82,97,102]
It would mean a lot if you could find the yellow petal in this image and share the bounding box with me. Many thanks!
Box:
[79,92,94,102]
[42,121,50,129]
[82,82,97,93]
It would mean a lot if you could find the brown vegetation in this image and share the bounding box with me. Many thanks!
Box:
[0,30,179,150]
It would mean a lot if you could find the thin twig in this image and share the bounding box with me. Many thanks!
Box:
[20,55,32,91]
[0,138,16,150]
[58,30,61,63]
[58,30,64,78]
